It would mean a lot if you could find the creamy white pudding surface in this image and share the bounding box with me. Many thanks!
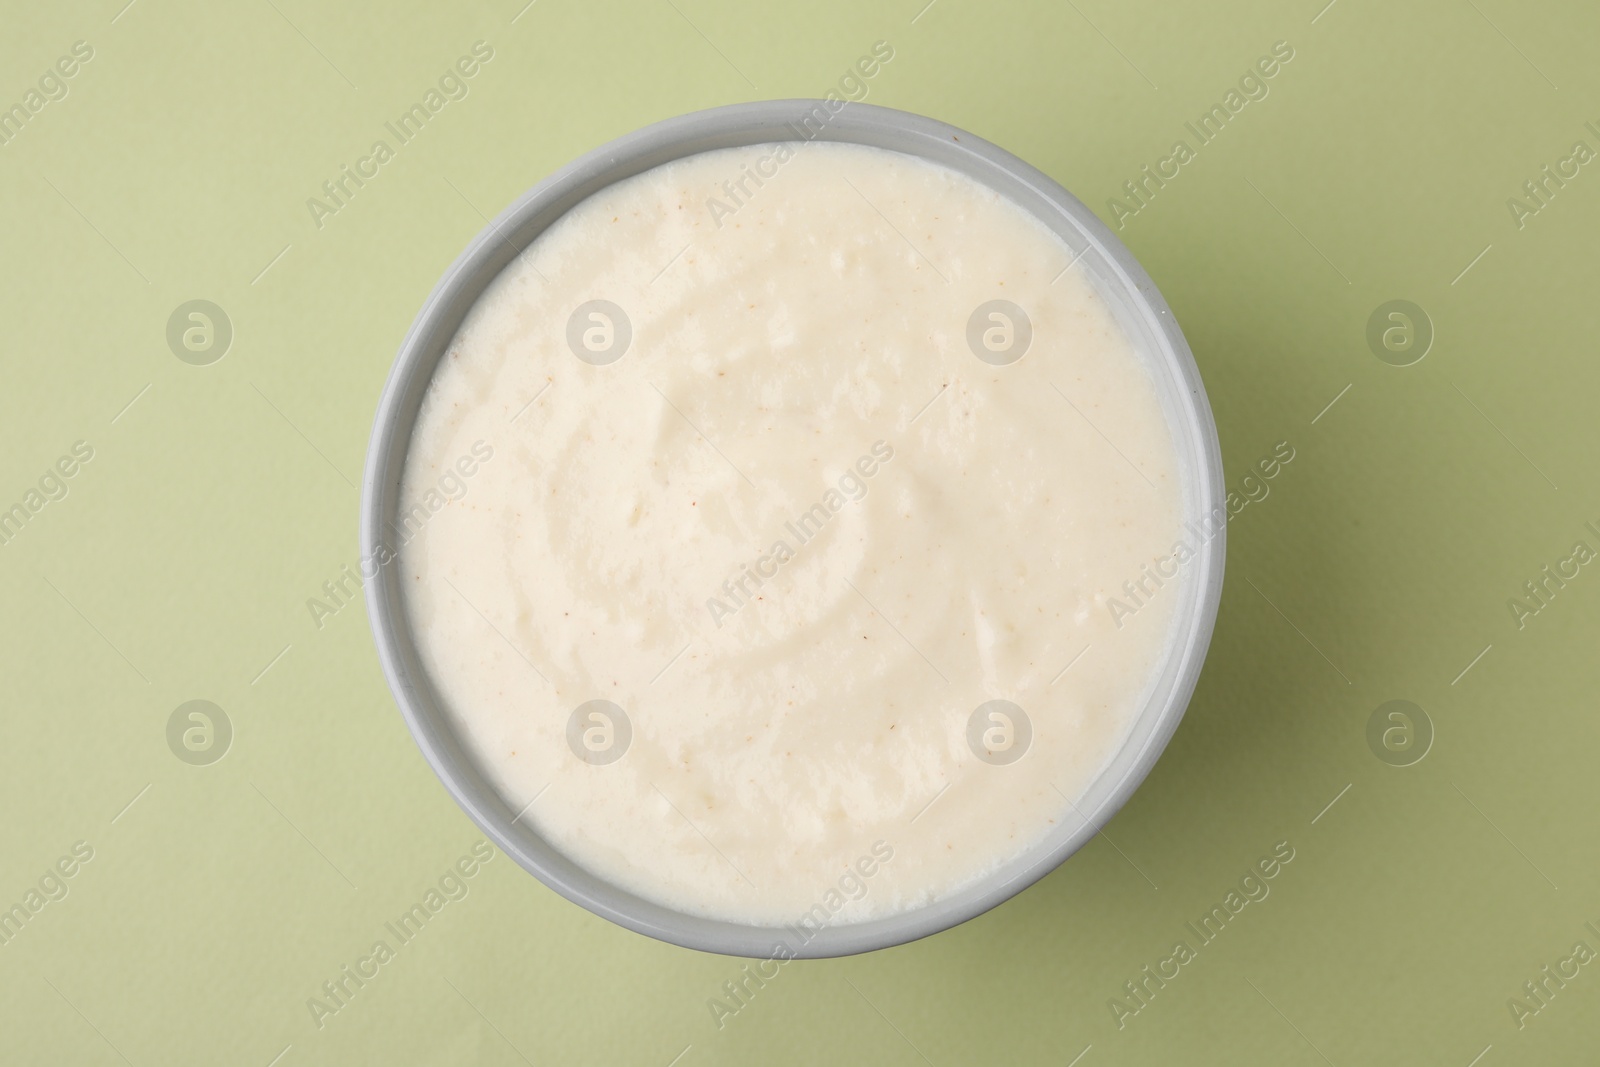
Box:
[399,140,1185,925]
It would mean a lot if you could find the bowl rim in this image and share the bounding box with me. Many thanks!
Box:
[361,98,1226,959]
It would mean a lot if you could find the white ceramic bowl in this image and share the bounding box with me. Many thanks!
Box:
[362,100,1225,958]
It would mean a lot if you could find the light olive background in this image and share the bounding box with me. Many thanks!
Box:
[2,0,1597,1063]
